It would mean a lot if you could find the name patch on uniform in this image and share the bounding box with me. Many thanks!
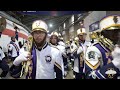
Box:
[45,55,52,63]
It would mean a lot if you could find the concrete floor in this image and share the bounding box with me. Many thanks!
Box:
[65,63,74,79]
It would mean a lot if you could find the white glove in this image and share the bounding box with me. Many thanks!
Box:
[13,51,30,66]
[112,45,120,70]
[77,47,83,54]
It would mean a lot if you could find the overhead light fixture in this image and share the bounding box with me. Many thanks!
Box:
[49,24,53,28]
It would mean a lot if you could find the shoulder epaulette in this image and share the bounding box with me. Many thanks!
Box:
[92,42,99,46]
[93,42,109,52]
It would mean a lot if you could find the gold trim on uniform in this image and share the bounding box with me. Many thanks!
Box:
[102,24,120,31]
[85,59,100,70]
[80,52,84,67]
[20,65,24,78]
[54,62,62,70]
[32,28,47,33]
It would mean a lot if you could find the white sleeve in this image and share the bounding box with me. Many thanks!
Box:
[0,49,5,60]
[13,50,29,66]
[77,46,83,54]
[62,47,67,56]
[19,48,26,55]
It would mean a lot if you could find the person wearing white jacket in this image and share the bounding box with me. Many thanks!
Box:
[84,15,120,79]
[49,32,65,78]
[10,20,63,79]
[73,28,91,79]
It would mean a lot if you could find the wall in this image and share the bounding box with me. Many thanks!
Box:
[84,11,106,41]
[106,11,120,16]
[0,16,29,52]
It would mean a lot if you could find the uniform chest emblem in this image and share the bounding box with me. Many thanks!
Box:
[88,51,95,59]
[45,55,52,63]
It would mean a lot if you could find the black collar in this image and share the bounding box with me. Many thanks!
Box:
[35,42,48,51]
[50,43,58,46]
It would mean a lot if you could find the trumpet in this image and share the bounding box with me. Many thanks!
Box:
[21,36,33,78]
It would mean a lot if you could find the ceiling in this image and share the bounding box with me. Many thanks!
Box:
[4,11,89,33]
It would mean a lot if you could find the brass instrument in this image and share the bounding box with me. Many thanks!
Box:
[99,35,114,52]
[89,32,98,40]
[21,36,33,78]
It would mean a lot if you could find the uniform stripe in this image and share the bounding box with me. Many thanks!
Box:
[85,60,100,70]
[95,70,106,79]
[54,62,62,70]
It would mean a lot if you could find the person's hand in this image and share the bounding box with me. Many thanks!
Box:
[13,51,31,66]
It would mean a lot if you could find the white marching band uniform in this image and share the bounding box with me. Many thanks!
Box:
[72,28,91,79]
[11,20,63,79]
[9,15,120,79]
[50,32,66,78]
[73,40,91,73]
[8,41,20,58]
[85,15,120,79]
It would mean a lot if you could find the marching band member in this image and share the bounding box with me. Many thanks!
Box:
[85,15,120,79]
[70,39,78,69]
[10,20,63,79]
[49,32,66,77]
[8,36,20,61]
[73,28,91,79]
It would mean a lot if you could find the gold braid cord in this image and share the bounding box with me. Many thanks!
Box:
[22,36,33,79]
[80,52,84,67]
